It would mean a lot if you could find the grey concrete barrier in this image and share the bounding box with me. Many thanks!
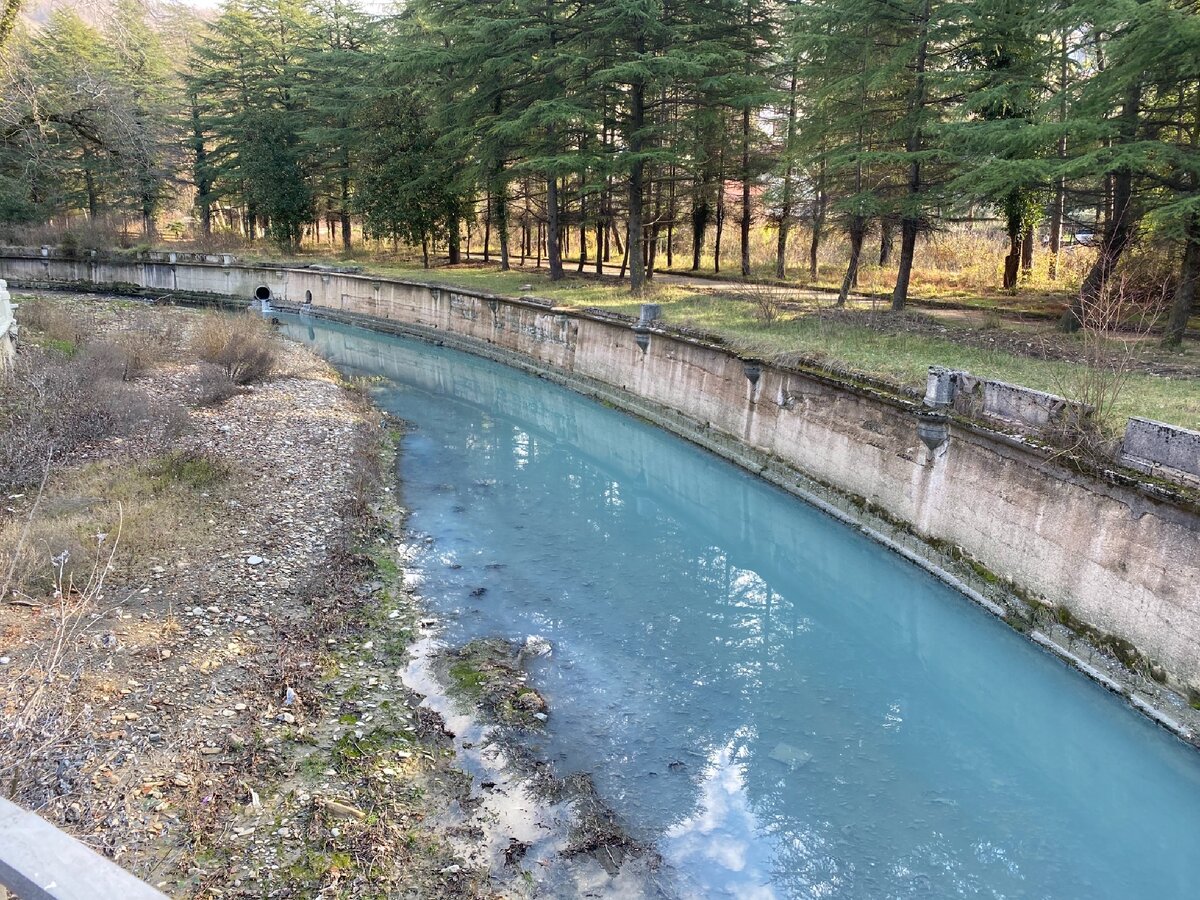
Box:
[925,366,1087,431]
[0,797,168,900]
[0,278,15,373]
[1123,417,1200,487]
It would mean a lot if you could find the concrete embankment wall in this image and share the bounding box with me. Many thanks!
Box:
[4,251,1198,736]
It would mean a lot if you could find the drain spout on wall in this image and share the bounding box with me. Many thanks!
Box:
[633,303,660,354]
[918,366,956,459]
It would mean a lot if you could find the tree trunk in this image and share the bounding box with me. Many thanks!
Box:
[578,186,588,273]
[839,216,866,306]
[1164,214,1199,347]
[691,133,720,271]
[691,192,710,271]
[547,177,564,280]
[666,166,676,268]
[740,104,752,277]
[84,156,98,220]
[189,95,211,237]
[340,175,352,252]
[809,157,826,279]
[1048,32,1068,280]
[1003,225,1021,290]
[646,173,661,282]
[892,0,931,311]
[496,185,510,271]
[1021,223,1034,277]
[879,218,894,265]
[448,218,461,264]
[421,235,429,268]
[483,191,491,263]
[714,152,726,274]
[521,188,530,265]
[776,61,799,280]
[628,67,647,293]
[1063,78,1141,331]
[595,220,604,275]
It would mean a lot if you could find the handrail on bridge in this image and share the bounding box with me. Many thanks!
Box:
[0,797,169,900]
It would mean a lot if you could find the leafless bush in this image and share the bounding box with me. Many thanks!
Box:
[192,313,279,385]
[0,499,128,797]
[0,348,153,493]
[0,218,129,253]
[1045,274,1167,460]
[100,307,182,380]
[192,362,240,406]
[739,279,797,326]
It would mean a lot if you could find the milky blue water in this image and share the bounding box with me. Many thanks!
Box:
[284,316,1200,899]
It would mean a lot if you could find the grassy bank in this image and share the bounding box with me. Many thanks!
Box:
[319,258,1200,432]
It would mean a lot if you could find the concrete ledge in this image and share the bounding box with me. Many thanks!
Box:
[0,278,14,372]
[1123,417,1200,488]
[929,366,1087,431]
[0,797,166,899]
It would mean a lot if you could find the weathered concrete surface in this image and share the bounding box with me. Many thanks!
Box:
[1123,418,1200,488]
[0,278,15,372]
[926,366,1087,431]
[3,250,1198,730]
[0,796,168,899]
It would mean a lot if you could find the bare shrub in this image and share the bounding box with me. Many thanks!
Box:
[100,307,182,380]
[738,279,799,326]
[192,361,240,406]
[0,218,128,253]
[17,296,96,352]
[1045,274,1168,460]
[0,347,153,493]
[193,312,279,384]
[0,502,127,795]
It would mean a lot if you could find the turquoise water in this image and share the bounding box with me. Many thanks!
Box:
[285,317,1200,899]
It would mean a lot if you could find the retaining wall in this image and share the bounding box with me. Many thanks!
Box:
[4,250,1198,737]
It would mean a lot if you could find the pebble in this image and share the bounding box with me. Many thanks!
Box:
[246,555,265,566]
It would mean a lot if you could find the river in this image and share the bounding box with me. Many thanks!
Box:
[283,314,1200,899]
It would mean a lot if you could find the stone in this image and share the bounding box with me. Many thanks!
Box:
[246,555,264,566]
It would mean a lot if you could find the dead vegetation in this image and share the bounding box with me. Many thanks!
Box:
[192,311,279,385]
[1043,274,1169,461]
[0,292,494,899]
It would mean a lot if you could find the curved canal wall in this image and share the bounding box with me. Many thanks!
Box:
[3,249,1198,739]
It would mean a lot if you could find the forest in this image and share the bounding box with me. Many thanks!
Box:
[0,0,1198,342]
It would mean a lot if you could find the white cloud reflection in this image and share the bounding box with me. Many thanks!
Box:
[662,735,779,900]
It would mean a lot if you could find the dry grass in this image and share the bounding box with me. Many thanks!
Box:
[192,312,280,385]
[0,451,225,599]
[0,345,172,493]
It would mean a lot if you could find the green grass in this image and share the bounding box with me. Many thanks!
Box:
[340,259,1200,432]
[38,336,79,356]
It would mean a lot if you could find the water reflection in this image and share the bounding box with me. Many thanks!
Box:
[283,317,1200,899]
